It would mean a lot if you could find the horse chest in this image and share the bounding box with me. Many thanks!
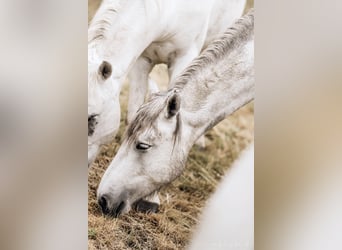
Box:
[142,42,178,66]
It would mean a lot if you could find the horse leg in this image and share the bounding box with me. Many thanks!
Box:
[127,56,154,124]
[148,76,159,94]
[134,191,160,213]
[127,59,161,213]
[168,46,200,85]
[168,47,207,148]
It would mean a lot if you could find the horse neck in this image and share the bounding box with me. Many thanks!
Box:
[88,0,160,78]
[180,34,254,145]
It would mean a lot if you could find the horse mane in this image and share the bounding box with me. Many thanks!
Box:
[88,0,122,44]
[125,9,254,145]
[174,8,254,89]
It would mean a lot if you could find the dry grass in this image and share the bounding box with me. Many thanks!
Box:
[88,1,254,249]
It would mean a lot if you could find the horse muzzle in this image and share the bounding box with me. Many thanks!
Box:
[98,194,128,218]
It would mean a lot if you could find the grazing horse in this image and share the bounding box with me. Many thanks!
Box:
[97,9,254,217]
[188,144,254,250]
[88,0,247,165]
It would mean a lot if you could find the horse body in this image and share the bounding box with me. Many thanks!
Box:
[88,0,246,164]
[97,10,254,217]
[188,144,254,250]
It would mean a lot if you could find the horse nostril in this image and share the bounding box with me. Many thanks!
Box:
[88,114,98,136]
[98,195,108,214]
[98,194,127,217]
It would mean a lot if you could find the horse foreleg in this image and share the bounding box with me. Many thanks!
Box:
[148,76,159,94]
[168,46,200,85]
[133,191,160,214]
[169,47,207,148]
[127,56,154,123]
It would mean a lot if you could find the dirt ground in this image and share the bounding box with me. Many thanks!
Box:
[88,1,254,249]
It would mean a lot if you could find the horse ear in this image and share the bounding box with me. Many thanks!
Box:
[166,93,180,118]
[98,61,112,80]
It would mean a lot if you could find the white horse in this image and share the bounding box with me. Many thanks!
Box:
[97,9,254,217]
[188,144,254,250]
[88,0,247,164]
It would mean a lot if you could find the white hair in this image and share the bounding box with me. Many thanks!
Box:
[188,144,254,250]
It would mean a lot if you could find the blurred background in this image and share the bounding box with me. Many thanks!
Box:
[255,1,342,249]
[0,0,88,250]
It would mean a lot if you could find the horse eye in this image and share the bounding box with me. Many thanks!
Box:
[136,142,151,151]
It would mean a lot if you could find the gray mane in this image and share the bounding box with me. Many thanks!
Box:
[88,2,120,44]
[174,8,254,89]
[125,9,254,144]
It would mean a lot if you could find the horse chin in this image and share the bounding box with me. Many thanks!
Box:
[88,143,100,167]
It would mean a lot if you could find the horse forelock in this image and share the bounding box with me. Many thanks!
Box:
[125,90,182,146]
[126,92,168,144]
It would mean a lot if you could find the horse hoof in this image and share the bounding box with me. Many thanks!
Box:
[194,135,206,149]
[134,199,159,214]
